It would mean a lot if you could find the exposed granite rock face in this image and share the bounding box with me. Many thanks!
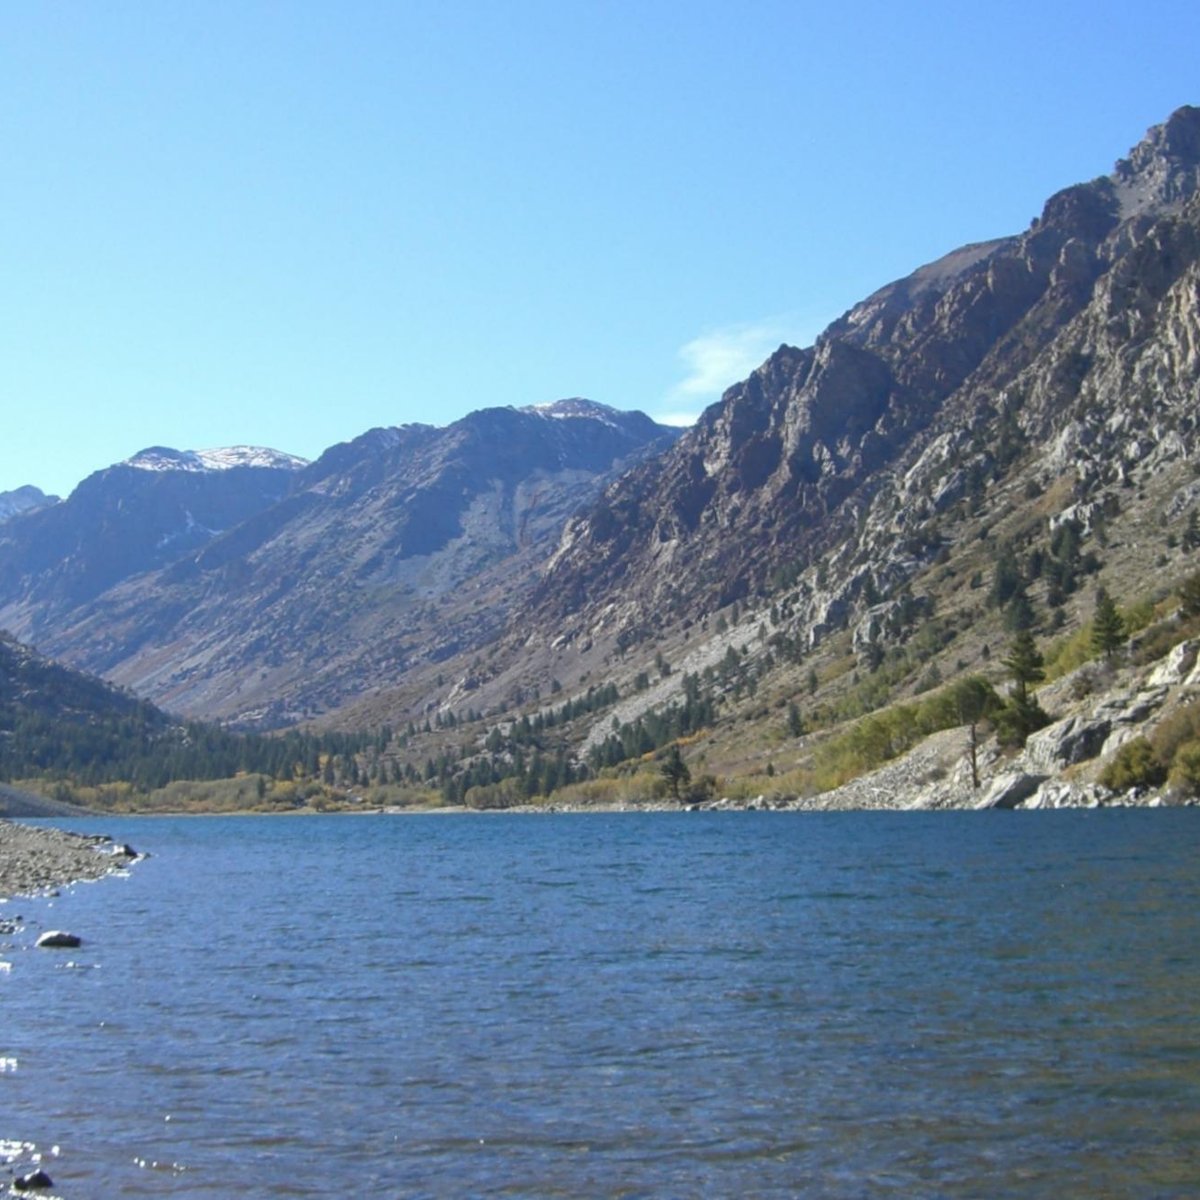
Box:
[975,772,1048,810]
[520,108,1200,666]
[1147,640,1198,687]
[1025,716,1113,773]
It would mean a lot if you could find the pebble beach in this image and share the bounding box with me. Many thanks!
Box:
[0,820,125,900]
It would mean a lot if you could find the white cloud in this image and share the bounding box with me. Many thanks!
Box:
[670,323,784,399]
[653,410,702,427]
[649,313,827,429]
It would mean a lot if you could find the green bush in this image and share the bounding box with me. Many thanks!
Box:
[994,695,1050,748]
[1168,740,1200,792]
[1150,699,1200,764]
[1099,737,1167,791]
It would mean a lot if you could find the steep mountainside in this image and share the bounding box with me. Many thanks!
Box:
[0,446,307,643]
[310,105,1200,810]
[516,106,1200,657]
[8,402,677,725]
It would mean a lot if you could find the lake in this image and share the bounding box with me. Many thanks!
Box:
[3,811,1199,1197]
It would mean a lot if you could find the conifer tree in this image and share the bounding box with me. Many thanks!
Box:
[660,744,690,800]
[997,629,1048,747]
[1090,586,1125,662]
[1003,629,1045,703]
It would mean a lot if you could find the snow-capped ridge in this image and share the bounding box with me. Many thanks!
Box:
[521,398,623,426]
[124,445,309,474]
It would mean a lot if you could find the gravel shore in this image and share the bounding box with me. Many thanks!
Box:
[0,820,127,900]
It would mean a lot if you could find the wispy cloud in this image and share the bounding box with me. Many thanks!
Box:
[653,317,814,427]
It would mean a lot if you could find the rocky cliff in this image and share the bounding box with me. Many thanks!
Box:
[516,107,1200,662]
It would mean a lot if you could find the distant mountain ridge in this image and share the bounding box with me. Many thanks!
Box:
[0,485,58,524]
[0,448,305,630]
[122,445,310,474]
[0,401,678,724]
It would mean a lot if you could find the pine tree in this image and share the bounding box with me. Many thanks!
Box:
[659,744,690,800]
[1090,586,1125,662]
[1003,629,1045,703]
[998,629,1048,747]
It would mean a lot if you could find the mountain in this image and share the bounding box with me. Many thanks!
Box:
[2,402,678,725]
[317,105,1200,809]
[0,485,58,524]
[0,446,307,644]
[517,105,1200,652]
[7,108,1200,814]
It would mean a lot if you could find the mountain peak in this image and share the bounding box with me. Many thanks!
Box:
[1120,105,1200,172]
[0,484,58,523]
[1111,104,1200,216]
[123,445,309,474]
[521,398,621,423]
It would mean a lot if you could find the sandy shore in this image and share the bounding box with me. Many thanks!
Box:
[0,820,131,900]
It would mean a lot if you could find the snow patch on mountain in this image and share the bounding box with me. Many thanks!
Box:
[124,446,309,474]
[522,399,623,427]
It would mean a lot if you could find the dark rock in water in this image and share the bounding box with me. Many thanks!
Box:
[13,1168,54,1190]
[35,930,82,949]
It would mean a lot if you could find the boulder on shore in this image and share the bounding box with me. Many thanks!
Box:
[975,772,1047,810]
[1025,715,1112,772]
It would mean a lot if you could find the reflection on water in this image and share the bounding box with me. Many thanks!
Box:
[2,810,1199,1197]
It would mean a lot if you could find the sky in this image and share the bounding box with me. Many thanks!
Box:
[3,1,1199,499]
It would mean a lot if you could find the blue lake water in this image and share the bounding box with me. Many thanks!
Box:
[2,810,1199,1198]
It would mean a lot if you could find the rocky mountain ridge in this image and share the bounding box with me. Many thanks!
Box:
[320,104,1200,810]
[0,401,678,725]
[0,448,306,638]
[0,485,58,524]
[518,106,1200,660]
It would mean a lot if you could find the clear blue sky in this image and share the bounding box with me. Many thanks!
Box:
[3,1,1198,498]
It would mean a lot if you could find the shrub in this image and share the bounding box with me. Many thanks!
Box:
[1150,699,1200,765]
[1099,737,1167,791]
[1169,740,1200,792]
[995,695,1050,748]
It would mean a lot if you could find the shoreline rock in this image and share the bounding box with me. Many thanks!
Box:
[0,820,131,901]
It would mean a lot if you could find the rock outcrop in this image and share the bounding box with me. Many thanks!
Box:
[515,108,1200,675]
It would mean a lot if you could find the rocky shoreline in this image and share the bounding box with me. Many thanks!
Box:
[0,820,135,901]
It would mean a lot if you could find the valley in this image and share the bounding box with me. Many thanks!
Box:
[3,106,1200,815]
